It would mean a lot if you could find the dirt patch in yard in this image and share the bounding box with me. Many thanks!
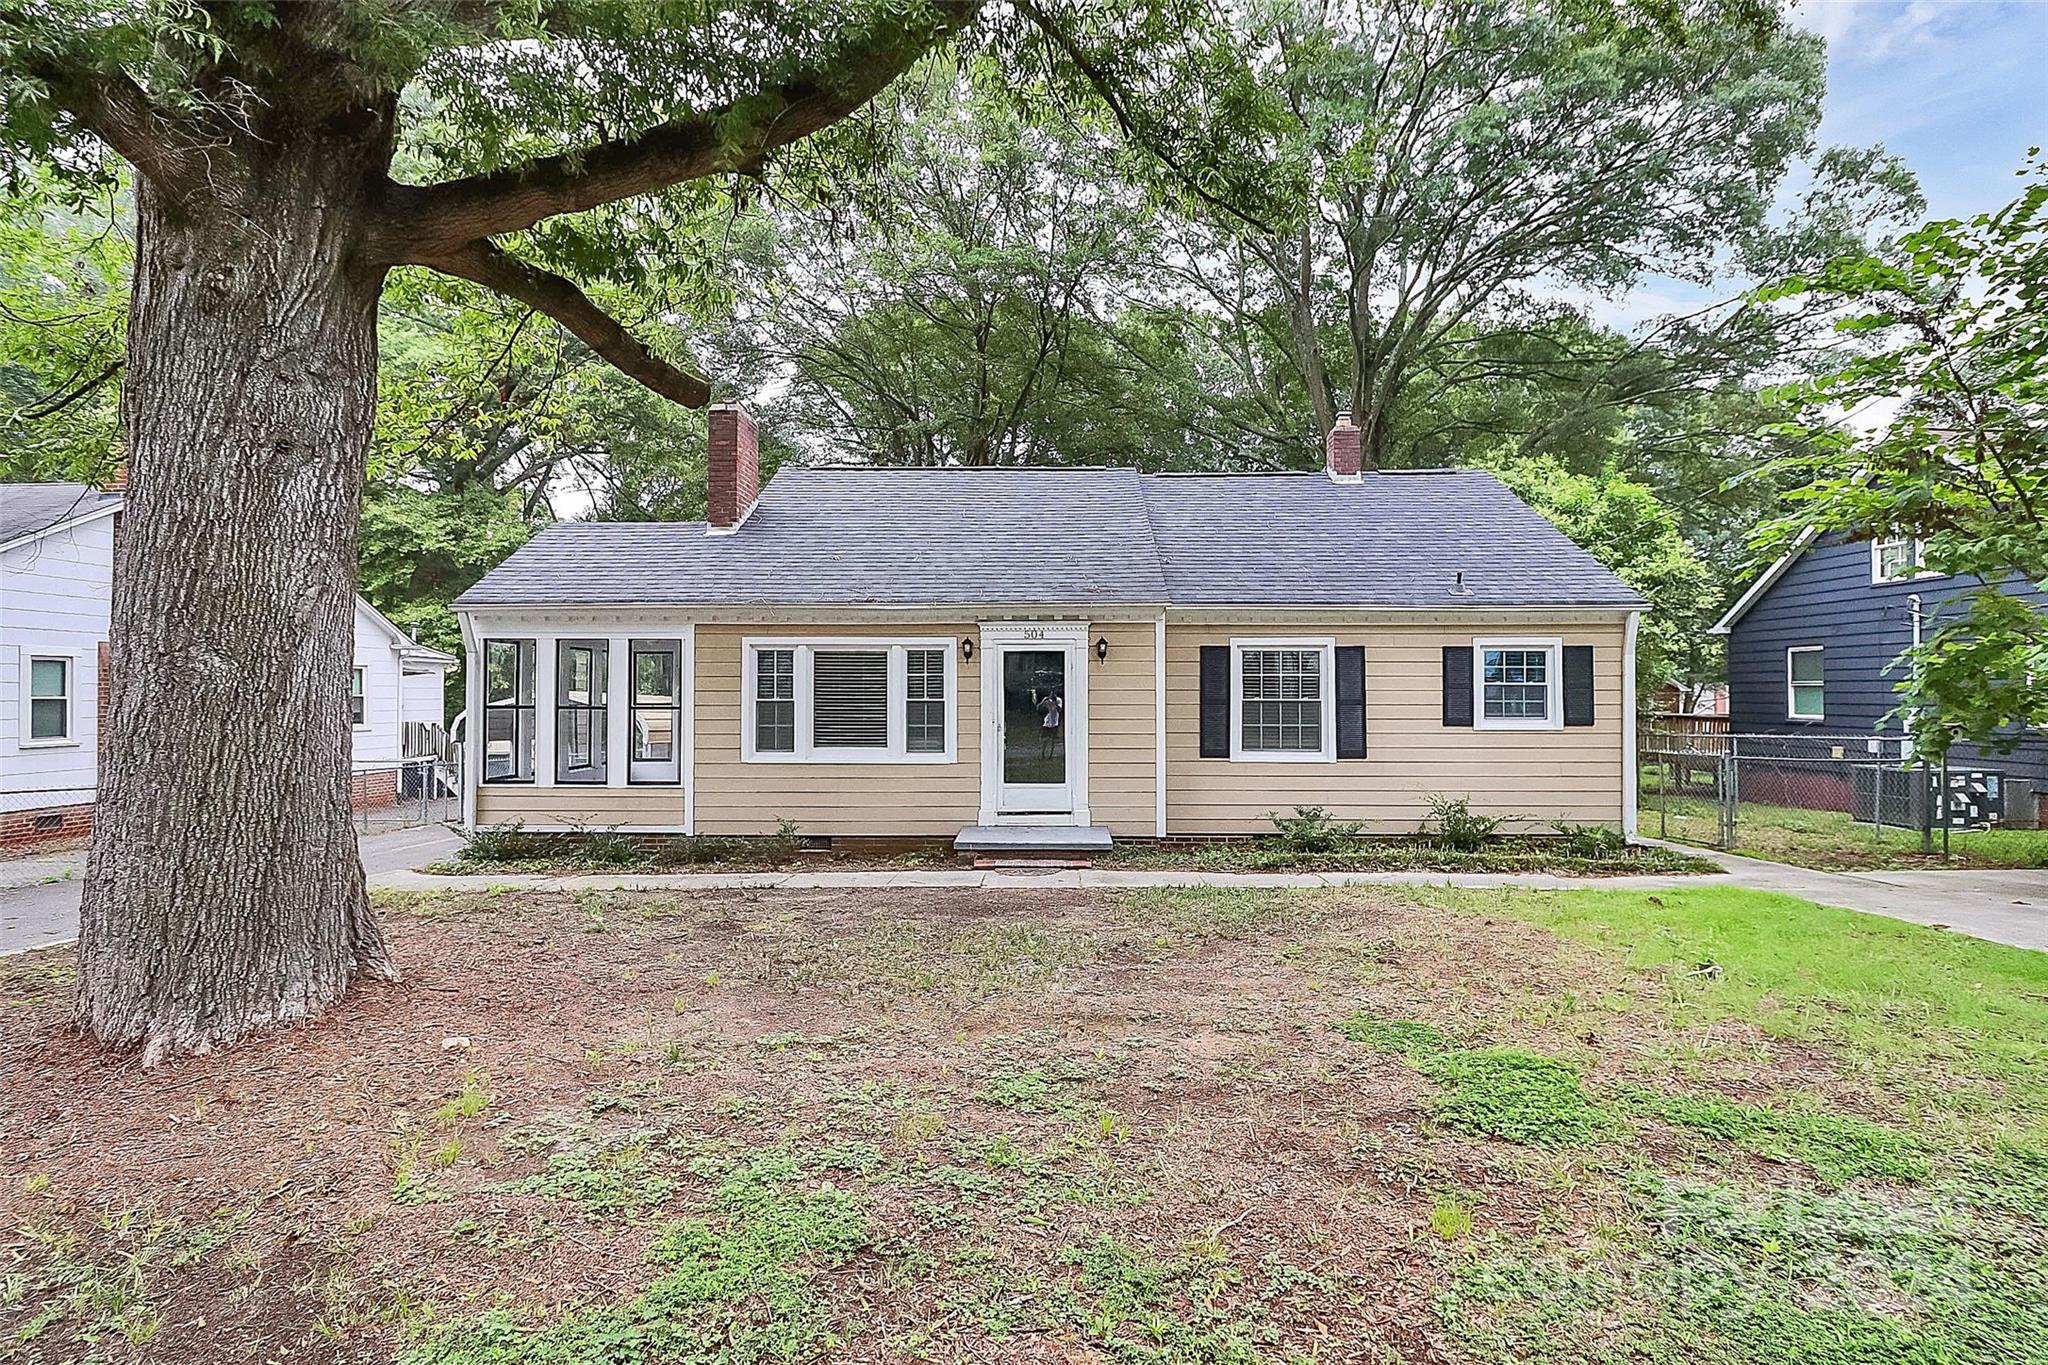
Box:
[0,885,2032,1363]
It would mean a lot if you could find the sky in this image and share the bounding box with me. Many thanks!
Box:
[1799,0,2047,224]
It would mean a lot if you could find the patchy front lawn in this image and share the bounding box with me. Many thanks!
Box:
[2,884,2043,1363]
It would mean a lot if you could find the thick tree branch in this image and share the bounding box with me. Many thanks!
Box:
[369,3,980,261]
[4,23,204,198]
[423,243,711,408]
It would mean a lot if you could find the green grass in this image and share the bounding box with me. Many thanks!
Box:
[1642,782,2048,870]
[1620,1088,1929,1184]
[1423,884,2048,1146]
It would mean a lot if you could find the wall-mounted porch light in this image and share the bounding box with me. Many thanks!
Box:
[961,637,975,662]
[1095,636,1110,663]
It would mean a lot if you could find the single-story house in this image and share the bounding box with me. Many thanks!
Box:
[450,409,1646,848]
[0,481,456,850]
[1711,529,2047,825]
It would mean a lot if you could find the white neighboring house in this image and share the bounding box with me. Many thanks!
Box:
[0,482,456,850]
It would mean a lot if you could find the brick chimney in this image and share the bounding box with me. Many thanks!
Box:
[706,403,760,532]
[1326,411,1362,483]
[101,460,129,493]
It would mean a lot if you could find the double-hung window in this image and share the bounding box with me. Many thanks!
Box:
[482,639,536,782]
[628,640,684,784]
[1474,638,1562,730]
[1787,646,1825,720]
[25,656,72,745]
[556,639,609,783]
[1871,537,1942,583]
[743,639,955,762]
[350,666,367,727]
[1231,641,1334,760]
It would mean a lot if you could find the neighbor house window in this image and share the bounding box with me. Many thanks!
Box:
[556,639,609,784]
[350,666,366,727]
[1787,646,1825,720]
[629,639,683,784]
[743,639,956,762]
[482,639,536,782]
[1231,642,1333,760]
[1871,537,1941,583]
[1474,638,1562,730]
[26,656,71,743]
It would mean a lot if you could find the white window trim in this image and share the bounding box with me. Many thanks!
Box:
[20,649,79,749]
[1228,637,1338,763]
[741,636,957,764]
[1870,537,1945,584]
[1787,644,1826,721]
[1473,636,1564,732]
[350,664,370,731]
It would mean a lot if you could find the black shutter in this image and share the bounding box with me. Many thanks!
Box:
[1199,645,1230,757]
[1335,645,1367,758]
[1442,646,1474,727]
[1563,645,1595,727]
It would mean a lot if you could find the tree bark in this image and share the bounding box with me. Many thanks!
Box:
[76,122,397,1063]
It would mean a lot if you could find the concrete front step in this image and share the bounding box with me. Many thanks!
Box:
[953,824,1114,854]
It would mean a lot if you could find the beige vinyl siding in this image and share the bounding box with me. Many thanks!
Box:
[476,786,683,827]
[1165,622,1627,834]
[1085,620,1159,836]
[694,623,981,836]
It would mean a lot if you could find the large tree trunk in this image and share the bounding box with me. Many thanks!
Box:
[76,125,397,1063]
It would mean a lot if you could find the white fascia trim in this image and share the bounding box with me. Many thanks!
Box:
[1154,615,1167,837]
[0,500,123,557]
[1622,611,1639,838]
[457,611,480,831]
[1471,635,1565,731]
[1710,527,1818,635]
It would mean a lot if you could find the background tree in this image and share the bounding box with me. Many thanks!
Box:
[1139,0,1918,468]
[0,168,128,481]
[1755,157,2048,759]
[3,1,985,1061]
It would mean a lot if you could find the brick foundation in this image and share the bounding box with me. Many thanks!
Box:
[350,770,399,811]
[0,802,95,854]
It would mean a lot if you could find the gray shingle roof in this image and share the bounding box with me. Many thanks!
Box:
[0,483,122,548]
[454,466,1644,610]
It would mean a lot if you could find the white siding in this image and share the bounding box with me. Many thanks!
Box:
[0,514,115,814]
[351,599,404,766]
[401,666,447,729]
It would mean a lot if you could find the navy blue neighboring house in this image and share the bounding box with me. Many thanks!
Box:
[1711,532,2048,820]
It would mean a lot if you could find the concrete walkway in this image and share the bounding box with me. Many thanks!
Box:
[0,824,464,955]
[9,830,2044,955]
[1639,840,2048,952]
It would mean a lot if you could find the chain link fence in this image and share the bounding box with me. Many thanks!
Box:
[1639,722,1957,857]
[350,756,459,834]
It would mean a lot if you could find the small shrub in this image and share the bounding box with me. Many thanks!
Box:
[1269,806,1362,853]
[459,820,535,864]
[1551,822,1627,858]
[1425,796,1500,852]
[575,826,646,868]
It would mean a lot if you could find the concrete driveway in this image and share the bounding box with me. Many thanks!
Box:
[0,824,464,955]
[1646,842,2048,952]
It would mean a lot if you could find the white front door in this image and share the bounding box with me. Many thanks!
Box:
[979,624,1089,825]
